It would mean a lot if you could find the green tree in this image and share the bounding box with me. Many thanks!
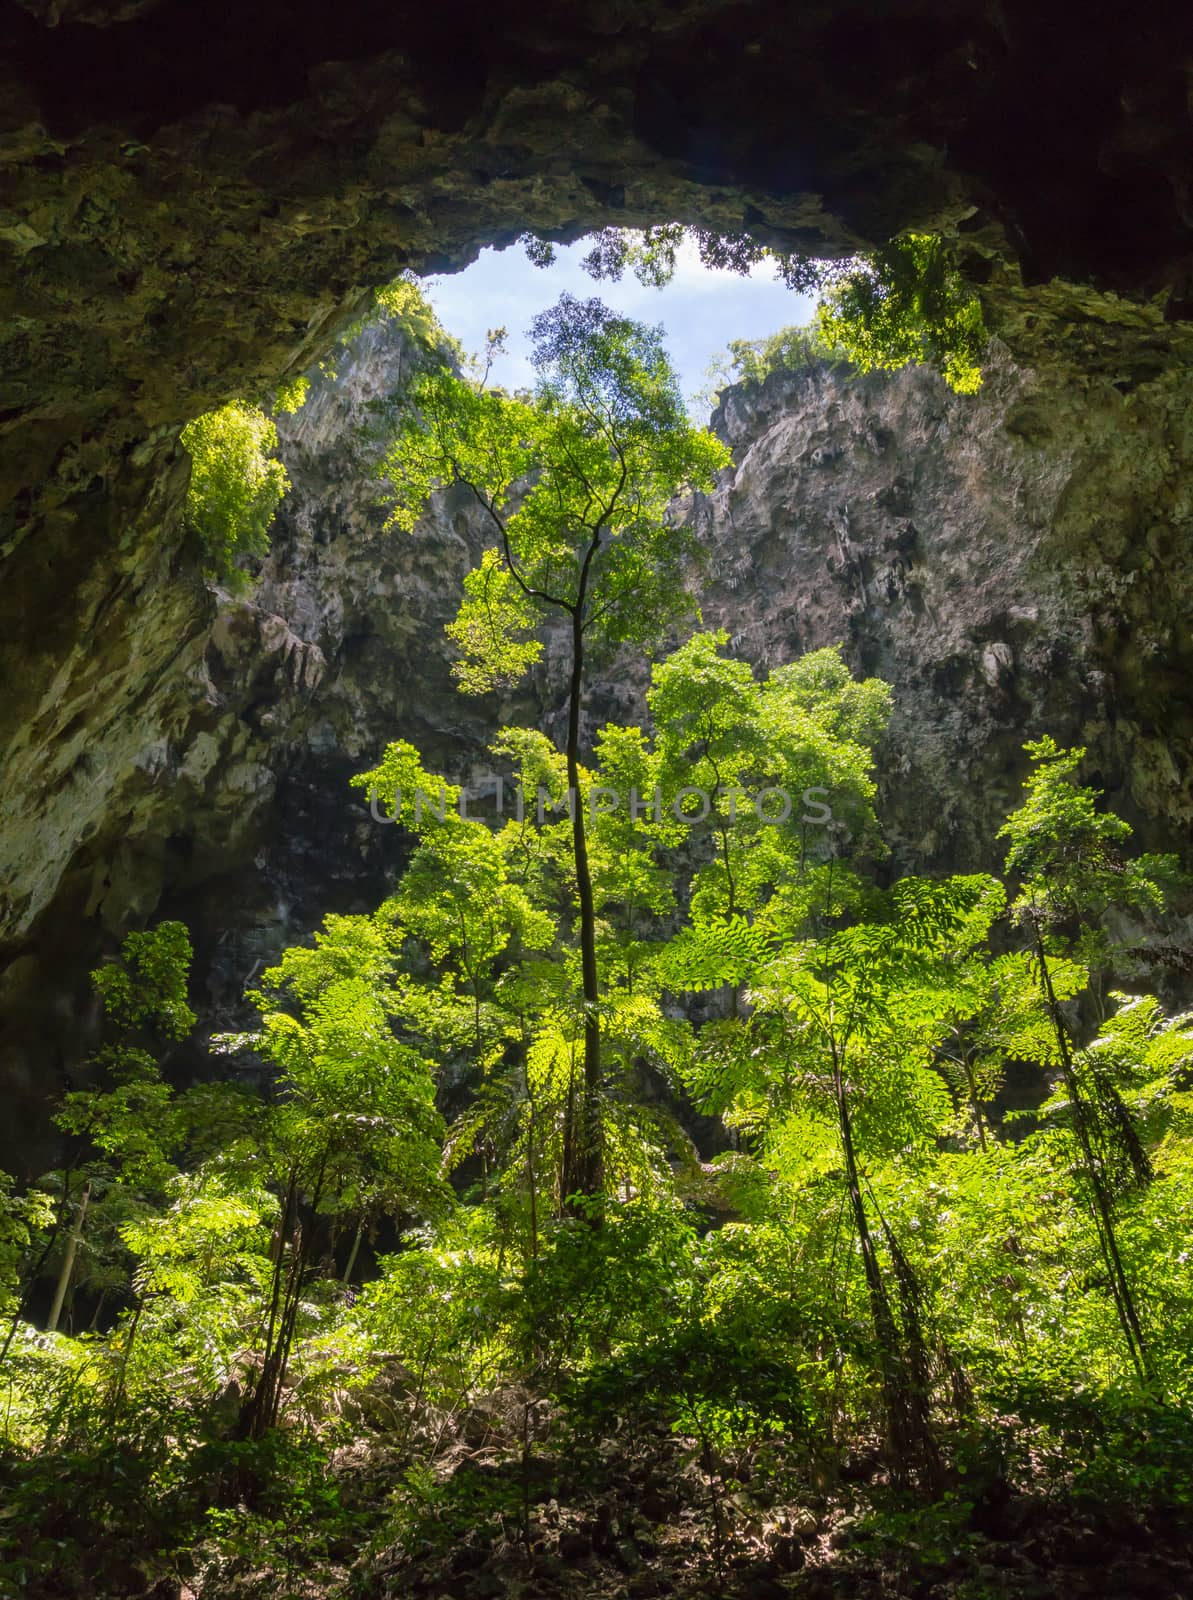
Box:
[697,323,845,412]
[229,922,447,1438]
[649,633,889,931]
[370,748,555,1058]
[181,401,290,585]
[999,738,1174,1382]
[0,922,198,1365]
[0,1178,54,1323]
[376,295,729,1213]
[696,874,1004,1482]
[937,948,1085,1150]
[355,732,680,1247]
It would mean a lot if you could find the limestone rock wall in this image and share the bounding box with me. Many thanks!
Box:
[0,321,493,1164]
[697,352,1193,871]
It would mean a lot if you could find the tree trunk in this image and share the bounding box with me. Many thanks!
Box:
[0,1167,80,1370]
[524,1061,539,1261]
[341,1217,364,1286]
[1033,923,1151,1382]
[107,1291,145,1421]
[960,1056,989,1152]
[834,1045,938,1484]
[238,1165,299,1440]
[562,600,604,1216]
[46,1180,91,1333]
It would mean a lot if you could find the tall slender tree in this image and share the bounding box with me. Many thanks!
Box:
[377,296,728,1213]
[999,737,1174,1382]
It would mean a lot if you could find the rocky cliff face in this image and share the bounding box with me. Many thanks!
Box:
[0,319,483,1165]
[4,310,1192,1174]
[697,351,1193,872]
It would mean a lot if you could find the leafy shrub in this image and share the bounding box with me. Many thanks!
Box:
[695,324,844,412]
[181,400,289,585]
[816,235,985,394]
[89,920,195,1039]
[727,325,843,385]
[272,375,310,415]
[985,1375,1193,1515]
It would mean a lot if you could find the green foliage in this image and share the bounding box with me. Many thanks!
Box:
[577,223,687,288]
[272,374,310,415]
[816,235,986,395]
[524,225,988,395]
[378,294,730,677]
[648,632,890,927]
[247,957,448,1230]
[373,274,460,361]
[998,739,1180,1383]
[90,920,196,1039]
[377,295,730,1212]
[10,330,1193,1584]
[660,915,773,993]
[1000,736,1171,933]
[558,1208,813,1451]
[447,547,543,691]
[54,924,199,1191]
[353,1210,512,1409]
[122,1170,273,1307]
[0,1177,53,1312]
[181,400,289,585]
[5,696,1193,1584]
[183,279,452,591]
[698,323,845,411]
[330,272,463,378]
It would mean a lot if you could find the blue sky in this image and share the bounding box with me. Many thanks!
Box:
[424,237,815,417]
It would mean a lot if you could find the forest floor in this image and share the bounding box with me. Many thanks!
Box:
[176,1401,1193,1600]
[7,1368,1193,1599]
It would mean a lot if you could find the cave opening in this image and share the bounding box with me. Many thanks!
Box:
[421,233,817,411]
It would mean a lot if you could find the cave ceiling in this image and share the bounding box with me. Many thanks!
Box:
[4,0,1192,478]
